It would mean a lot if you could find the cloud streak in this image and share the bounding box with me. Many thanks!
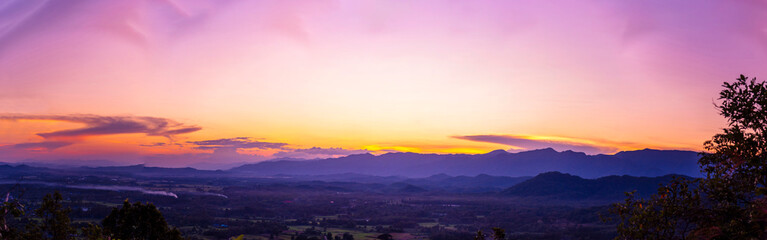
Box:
[187,137,287,150]
[2,141,73,151]
[292,147,368,155]
[453,134,619,155]
[139,142,167,147]
[273,147,369,159]
[0,114,201,139]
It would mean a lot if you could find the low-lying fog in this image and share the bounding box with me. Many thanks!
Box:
[0,180,228,199]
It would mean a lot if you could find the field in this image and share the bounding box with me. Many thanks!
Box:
[0,166,618,240]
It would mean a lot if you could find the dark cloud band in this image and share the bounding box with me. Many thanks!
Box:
[0,114,202,139]
[8,141,73,151]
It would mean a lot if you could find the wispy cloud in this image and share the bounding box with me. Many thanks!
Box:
[187,137,287,150]
[0,114,201,139]
[4,141,73,151]
[139,142,167,147]
[273,147,368,159]
[453,134,620,155]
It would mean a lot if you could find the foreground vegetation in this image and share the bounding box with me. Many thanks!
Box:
[611,75,767,239]
[0,191,181,240]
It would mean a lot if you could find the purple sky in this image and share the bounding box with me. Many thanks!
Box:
[0,0,765,169]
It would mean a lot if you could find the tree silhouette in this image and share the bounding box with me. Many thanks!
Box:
[376,233,393,240]
[610,177,702,239]
[81,223,104,240]
[697,74,767,238]
[611,74,767,239]
[491,227,505,240]
[22,191,75,240]
[101,200,183,240]
[0,186,24,239]
[474,229,486,240]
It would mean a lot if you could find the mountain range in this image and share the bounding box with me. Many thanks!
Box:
[2,148,702,179]
[0,148,700,201]
[231,148,702,178]
[0,162,683,201]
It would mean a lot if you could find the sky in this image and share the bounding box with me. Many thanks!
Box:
[0,0,766,169]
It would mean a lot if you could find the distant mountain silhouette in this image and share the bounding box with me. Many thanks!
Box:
[230,148,701,178]
[1,148,701,179]
[392,183,428,193]
[501,171,688,200]
[79,164,225,178]
[0,163,695,198]
[397,174,531,193]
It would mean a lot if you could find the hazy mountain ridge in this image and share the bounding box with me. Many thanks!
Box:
[397,174,532,193]
[0,162,694,201]
[502,171,690,200]
[231,148,702,178]
[0,148,701,179]
[0,163,525,193]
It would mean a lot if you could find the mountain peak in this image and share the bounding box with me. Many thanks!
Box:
[341,152,375,159]
[484,149,509,156]
[515,147,559,156]
[535,171,578,179]
[426,173,452,180]
[529,147,557,153]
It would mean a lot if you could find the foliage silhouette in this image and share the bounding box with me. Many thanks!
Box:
[474,229,486,240]
[611,74,767,239]
[0,185,25,239]
[22,191,75,240]
[101,200,183,240]
[376,233,393,240]
[491,227,506,240]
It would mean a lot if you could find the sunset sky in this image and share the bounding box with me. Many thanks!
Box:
[1,0,766,169]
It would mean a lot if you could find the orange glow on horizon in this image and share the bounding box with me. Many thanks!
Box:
[0,0,758,168]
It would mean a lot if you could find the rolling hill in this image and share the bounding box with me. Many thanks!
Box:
[502,171,690,200]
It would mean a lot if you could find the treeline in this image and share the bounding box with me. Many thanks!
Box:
[288,227,356,240]
[200,220,286,239]
[0,191,182,240]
